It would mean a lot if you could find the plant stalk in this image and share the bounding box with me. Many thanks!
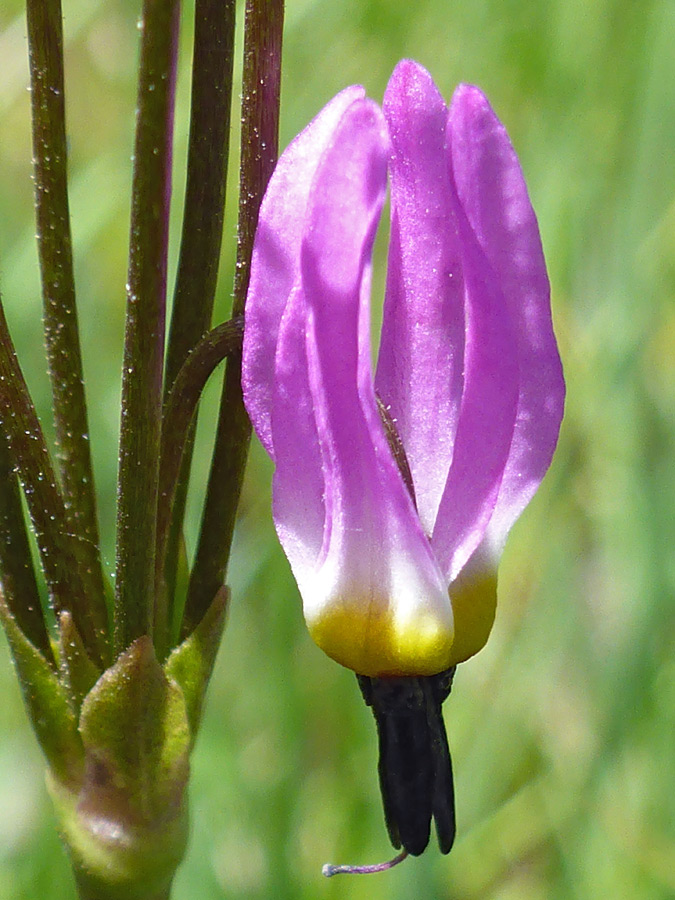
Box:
[0,430,53,664]
[160,0,237,650]
[184,0,285,636]
[155,318,243,656]
[0,300,107,663]
[114,0,181,654]
[25,0,108,632]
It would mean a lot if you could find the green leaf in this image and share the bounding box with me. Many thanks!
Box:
[47,637,190,899]
[0,593,83,787]
[79,635,190,825]
[57,610,102,714]
[164,585,228,746]
[42,637,191,900]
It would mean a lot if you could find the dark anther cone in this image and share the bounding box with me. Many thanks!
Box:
[357,666,457,857]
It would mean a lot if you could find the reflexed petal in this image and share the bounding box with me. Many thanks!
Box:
[430,170,519,583]
[298,98,453,676]
[448,85,565,552]
[243,85,365,455]
[376,60,466,536]
[270,285,325,576]
[245,63,563,678]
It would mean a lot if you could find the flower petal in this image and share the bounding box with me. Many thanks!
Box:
[430,138,520,583]
[289,97,453,676]
[243,85,366,455]
[448,85,565,551]
[375,60,466,536]
[270,284,325,575]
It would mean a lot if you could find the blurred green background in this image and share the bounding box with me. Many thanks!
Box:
[1,0,674,897]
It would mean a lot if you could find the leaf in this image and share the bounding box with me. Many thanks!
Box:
[47,635,190,900]
[164,586,228,746]
[78,635,190,826]
[57,610,102,714]
[0,592,83,786]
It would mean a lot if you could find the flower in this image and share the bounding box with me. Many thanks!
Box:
[243,60,564,681]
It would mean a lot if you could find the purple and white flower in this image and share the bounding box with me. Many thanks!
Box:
[243,59,564,678]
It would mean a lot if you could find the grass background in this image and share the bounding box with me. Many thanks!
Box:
[1,0,674,897]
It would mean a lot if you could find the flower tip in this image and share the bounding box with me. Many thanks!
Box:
[391,57,425,77]
[451,81,493,115]
[386,58,436,102]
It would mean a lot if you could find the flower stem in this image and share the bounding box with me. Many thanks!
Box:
[160,0,237,652]
[155,318,243,657]
[183,0,285,637]
[114,0,180,655]
[0,427,53,664]
[25,0,107,641]
[0,301,107,664]
[164,0,237,392]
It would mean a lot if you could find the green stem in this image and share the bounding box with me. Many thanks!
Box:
[183,0,285,637]
[74,882,171,900]
[155,318,243,657]
[0,300,107,664]
[25,0,107,628]
[0,431,54,665]
[48,771,188,900]
[164,0,237,392]
[162,0,237,645]
[114,0,180,655]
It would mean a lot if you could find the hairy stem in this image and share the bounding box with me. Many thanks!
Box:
[184,0,285,636]
[114,0,180,654]
[26,0,108,646]
[0,301,106,663]
[155,318,243,657]
[0,432,54,664]
[161,0,237,647]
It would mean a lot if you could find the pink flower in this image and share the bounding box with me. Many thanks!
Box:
[243,60,564,681]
